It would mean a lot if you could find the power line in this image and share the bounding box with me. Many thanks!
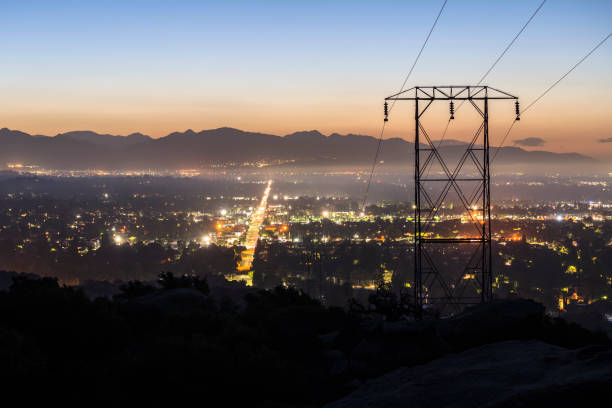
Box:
[492,31,612,162]
[476,0,547,86]
[523,32,612,114]
[361,0,448,210]
[435,0,547,150]
[393,0,449,112]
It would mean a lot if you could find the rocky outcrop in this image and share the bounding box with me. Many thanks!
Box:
[325,340,612,408]
[321,298,609,396]
[437,298,546,349]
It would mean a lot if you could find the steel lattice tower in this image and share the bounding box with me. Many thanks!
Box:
[385,86,518,314]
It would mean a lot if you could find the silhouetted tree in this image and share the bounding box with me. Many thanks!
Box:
[157,271,209,294]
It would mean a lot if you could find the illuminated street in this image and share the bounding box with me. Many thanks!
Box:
[238,180,272,273]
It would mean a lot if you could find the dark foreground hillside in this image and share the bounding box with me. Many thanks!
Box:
[325,340,612,408]
[0,272,609,407]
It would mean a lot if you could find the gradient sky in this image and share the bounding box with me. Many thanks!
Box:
[0,1,611,158]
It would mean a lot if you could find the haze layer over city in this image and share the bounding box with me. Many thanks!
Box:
[0,1,611,407]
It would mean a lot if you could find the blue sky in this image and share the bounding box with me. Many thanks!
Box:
[0,1,610,156]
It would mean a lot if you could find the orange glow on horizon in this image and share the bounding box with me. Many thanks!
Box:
[2,96,612,159]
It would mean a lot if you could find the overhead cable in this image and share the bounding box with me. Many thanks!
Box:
[361,0,448,209]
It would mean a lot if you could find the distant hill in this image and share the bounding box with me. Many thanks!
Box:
[0,127,594,170]
[55,130,152,149]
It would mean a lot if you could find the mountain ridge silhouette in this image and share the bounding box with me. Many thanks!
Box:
[0,127,593,170]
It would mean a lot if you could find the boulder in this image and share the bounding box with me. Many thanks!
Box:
[438,299,545,349]
[324,340,612,408]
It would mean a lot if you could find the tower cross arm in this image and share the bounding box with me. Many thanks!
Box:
[385,86,517,101]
